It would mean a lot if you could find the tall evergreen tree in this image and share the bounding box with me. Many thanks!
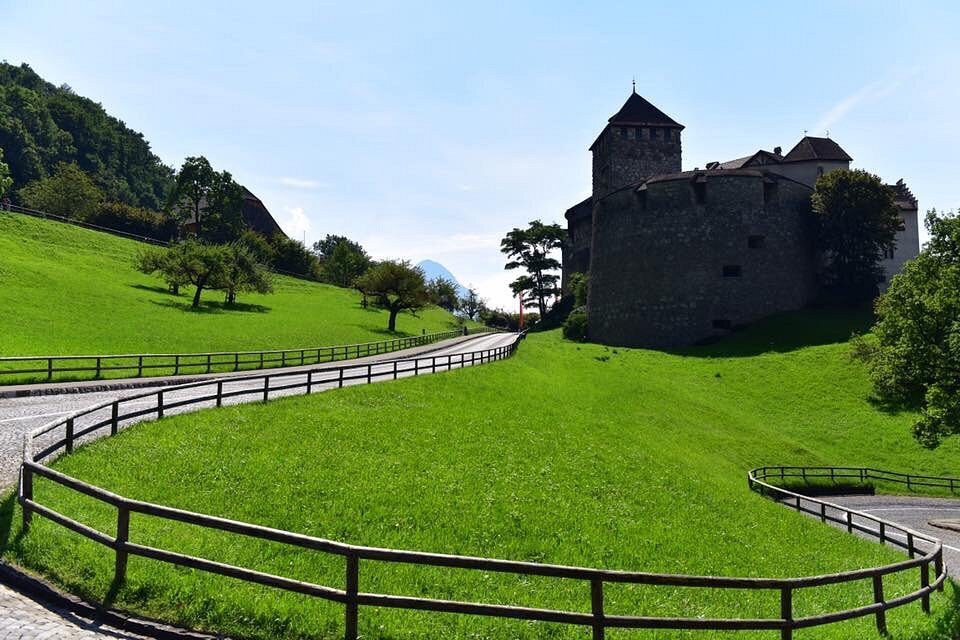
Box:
[500,220,565,317]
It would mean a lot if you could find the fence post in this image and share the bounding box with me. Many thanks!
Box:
[137,355,143,377]
[157,390,164,418]
[907,532,915,559]
[591,578,604,640]
[846,511,853,533]
[307,371,314,394]
[872,574,887,634]
[393,361,398,380]
[780,586,793,640]
[66,418,74,454]
[431,357,436,373]
[21,465,33,532]
[206,354,212,374]
[217,381,223,407]
[366,364,372,384]
[95,357,102,378]
[935,548,944,591]
[115,504,130,585]
[414,359,419,376]
[174,355,179,376]
[47,358,53,381]
[263,376,269,402]
[921,561,930,613]
[111,402,119,435]
[820,503,826,523]
[300,350,305,366]
[235,353,240,372]
[281,351,286,367]
[344,554,359,640]
[338,368,344,389]
[879,521,885,544]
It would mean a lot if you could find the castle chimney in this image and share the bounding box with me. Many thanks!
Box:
[774,146,782,156]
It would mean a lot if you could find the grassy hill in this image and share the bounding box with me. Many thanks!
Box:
[4,319,958,639]
[0,211,465,361]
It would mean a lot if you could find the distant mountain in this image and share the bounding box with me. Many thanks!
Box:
[417,260,469,298]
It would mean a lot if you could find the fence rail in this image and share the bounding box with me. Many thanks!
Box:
[0,328,498,383]
[751,465,960,493]
[16,354,953,639]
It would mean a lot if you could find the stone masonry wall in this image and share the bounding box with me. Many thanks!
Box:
[587,174,818,348]
[592,126,681,196]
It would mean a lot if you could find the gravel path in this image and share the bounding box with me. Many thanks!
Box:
[0,332,516,639]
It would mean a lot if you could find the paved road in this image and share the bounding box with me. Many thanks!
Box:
[0,332,517,639]
[824,494,960,574]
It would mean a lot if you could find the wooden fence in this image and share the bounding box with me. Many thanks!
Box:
[0,328,496,383]
[16,346,952,639]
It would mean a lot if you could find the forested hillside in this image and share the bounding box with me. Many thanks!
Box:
[0,62,173,208]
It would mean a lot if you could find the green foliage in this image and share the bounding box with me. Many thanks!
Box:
[168,156,245,242]
[459,286,486,321]
[426,276,460,312]
[0,146,12,196]
[137,240,229,308]
[214,243,273,305]
[0,212,469,376]
[268,234,321,279]
[567,271,589,307]
[855,210,960,447]
[7,325,959,640]
[315,235,371,287]
[562,306,588,341]
[18,162,103,219]
[0,62,174,208]
[479,307,538,331]
[500,219,565,317]
[812,169,902,299]
[354,260,430,331]
[89,201,176,240]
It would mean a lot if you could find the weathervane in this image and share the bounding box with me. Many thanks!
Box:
[632,77,636,93]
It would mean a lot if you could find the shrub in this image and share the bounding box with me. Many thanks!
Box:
[89,201,176,241]
[562,306,588,341]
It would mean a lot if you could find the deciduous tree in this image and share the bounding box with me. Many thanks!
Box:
[460,286,486,321]
[18,162,102,219]
[427,276,460,312]
[354,260,429,332]
[812,169,902,299]
[312,234,371,287]
[214,243,273,305]
[854,210,960,447]
[137,240,226,308]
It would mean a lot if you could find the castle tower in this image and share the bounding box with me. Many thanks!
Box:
[590,90,683,196]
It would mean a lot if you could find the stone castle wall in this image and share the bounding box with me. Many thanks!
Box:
[587,173,818,348]
[592,126,681,195]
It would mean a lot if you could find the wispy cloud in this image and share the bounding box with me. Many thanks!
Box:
[278,176,327,189]
[812,69,918,134]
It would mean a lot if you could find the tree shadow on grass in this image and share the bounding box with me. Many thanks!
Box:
[673,306,875,358]
[129,283,179,296]
[149,299,271,314]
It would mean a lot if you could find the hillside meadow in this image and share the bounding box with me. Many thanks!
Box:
[3,318,958,639]
[0,212,466,377]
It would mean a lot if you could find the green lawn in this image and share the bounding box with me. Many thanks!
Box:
[3,315,958,639]
[0,211,466,380]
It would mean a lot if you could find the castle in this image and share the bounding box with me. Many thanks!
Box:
[562,90,919,348]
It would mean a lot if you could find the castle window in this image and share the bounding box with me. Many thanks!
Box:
[663,128,671,141]
[748,235,766,249]
[763,180,778,204]
[693,181,706,205]
[650,128,659,140]
[619,127,627,139]
[713,318,732,330]
[722,265,742,278]
[635,126,642,139]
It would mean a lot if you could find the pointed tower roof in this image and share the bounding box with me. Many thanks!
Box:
[607,91,683,128]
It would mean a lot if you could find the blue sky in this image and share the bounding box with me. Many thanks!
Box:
[4,1,959,308]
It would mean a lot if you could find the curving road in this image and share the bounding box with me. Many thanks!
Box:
[0,331,519,639]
